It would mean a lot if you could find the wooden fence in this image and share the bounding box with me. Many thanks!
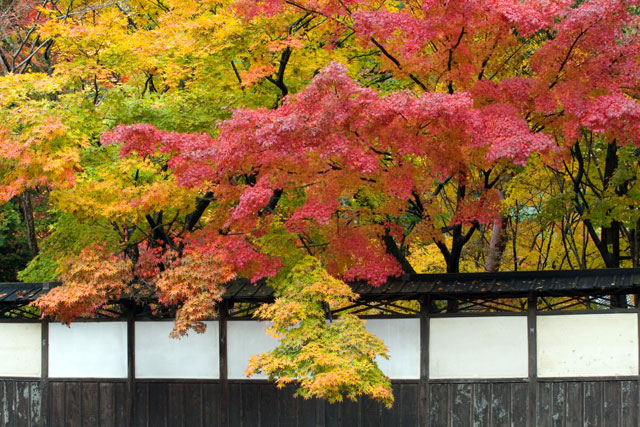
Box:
[1,298,640,426]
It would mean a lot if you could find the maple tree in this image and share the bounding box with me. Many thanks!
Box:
[0,0,639,404]
[0,0,56,257]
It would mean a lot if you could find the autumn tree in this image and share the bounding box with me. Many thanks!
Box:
[1,0,639,404]
[0,0,58,256]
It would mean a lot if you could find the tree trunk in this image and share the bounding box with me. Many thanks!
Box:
[631,218,640,268]
[19,191,38,256]
[601,142,627,308]
[444,224,465,312]
[485,216,507,272]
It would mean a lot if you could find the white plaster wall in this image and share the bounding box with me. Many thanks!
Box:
[49,322,127,378]
[364,318,420,379]
[0,323,41,377]
[537,313,639,377]
[135,321,219,379]
[429,316,528,379]
[227,321,277,379]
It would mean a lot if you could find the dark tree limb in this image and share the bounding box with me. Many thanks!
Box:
[183,191,215,233]
[369,37,427,91]
[19,192,38,256]
[265,47,292,100]
[145,212,175,249]
[382,230,416,274]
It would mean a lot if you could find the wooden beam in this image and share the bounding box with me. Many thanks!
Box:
[419,295,430,425]
[127,303,136,427]
[527,292,537,427]
[219,302,229,427]
[41,318,49,426]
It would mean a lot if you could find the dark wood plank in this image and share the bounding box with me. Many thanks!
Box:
[584,381,602,427]
[243,384,261,427]
[551,382,565,427]
[418,381,428,427]
[15,381,30,427]
[167,383,184,427]
[490,383,510,427]
[114,383,127,427]
[228,383,243,427]
[99,383,116,427]
[324,401,340,427]
[65,382,83,427]
[340,398,360,427]
[381,384,402,427]
[184,383,203,427]
[565,382,583,427]
[202,383,219,427]
[298,395,319,427]
[537,382,553,427]
[49,382,65,427]
[82,382,99,427]
[400,383,418,427]
[510,382,528,427]
[621,381,639,427]
[360,396,382,427]
[258,385,278,427]
[133,382,148,427]
[148,382,168,427]
[315,398,325,427]
[428,383,449,427]
[451,383,472,427]
[0,381,7,427]
[5,381,16,427]
[472,383,490,426]
[603,381,620,427]
[30,382,42,427]
[277,386,296,427]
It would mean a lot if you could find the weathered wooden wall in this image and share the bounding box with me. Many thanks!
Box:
[48,381,127,427]
[2,379,640,426]
[0,380,42,427]
[536,380,639,427]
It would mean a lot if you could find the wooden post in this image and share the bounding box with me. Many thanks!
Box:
[219,301,229,427]
[419,295,430,426]
[636,292,640,401]
[40,318,49,426]
[527,292,537,427]
[127,303,136,427]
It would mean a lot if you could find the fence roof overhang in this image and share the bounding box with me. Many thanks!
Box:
[3,268,639,306]
[224,268,640,303]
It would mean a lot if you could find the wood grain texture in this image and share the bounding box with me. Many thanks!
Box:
[0,378,637,426]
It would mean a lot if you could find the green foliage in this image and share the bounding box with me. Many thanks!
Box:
[247,255,393,407]
[18,211,120,282]
[0,202,32,281]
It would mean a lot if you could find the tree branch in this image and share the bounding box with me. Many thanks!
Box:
[369,37,427,91]
[183,191,215,233]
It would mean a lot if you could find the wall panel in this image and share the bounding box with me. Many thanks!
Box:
[537,313,639,377]
[135,321,219,379]
[429,316,528,379]
[227,321,277,380]
[49,322,127,378]
[365,318,420,379]
[0,323,41,377]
